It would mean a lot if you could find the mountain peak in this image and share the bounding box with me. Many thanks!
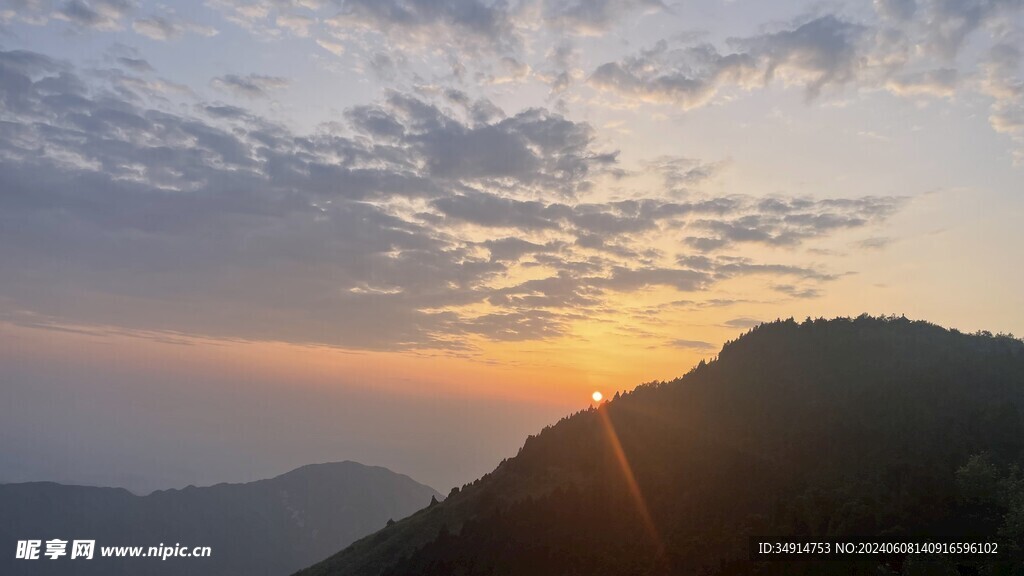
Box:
[1,461,439,576]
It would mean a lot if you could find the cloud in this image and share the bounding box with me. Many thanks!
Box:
[433,192,569,230]
[459,310,569,341]
[681,196,905,252]
[276,12,314,37]
[473,56,533,86]
[0,0,52,25]
[710,258,837,281]
[589,16,869,107]
[529,0,666,34]
[116,56,154,72]
[772,284,822,299]
[642,156,725,193]
[488,272,602,310]
[22,0,1024,166]
[372,95,613,196]
[0,48,906,350]
[977,43,1024,160]
[855,236,894,249]
[481,238,561,262]
[55,0,133,31]
[315,37,345,55]
[434,191,903,265]
[586,3,1024,157]
[742,15,867,99]
[197,0,669,67]
[590,41,759,109]
[874,0,917,21]
[667,338,717,351]
[133,13,217,41]
[211,73,289,98]
[914,0,1024,60]
[886,68,958,97]
[723,317,762,330]
[323,0,517,52]
[596,267,711,292]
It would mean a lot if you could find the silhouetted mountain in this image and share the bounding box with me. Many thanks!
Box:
[1,461,439,576]
[297,316,1024,576]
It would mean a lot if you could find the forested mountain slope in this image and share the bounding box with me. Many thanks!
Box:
[298,316,1024,576]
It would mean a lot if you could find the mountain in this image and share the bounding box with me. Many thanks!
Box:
[297,316,1024,576]
[1,461,440,576]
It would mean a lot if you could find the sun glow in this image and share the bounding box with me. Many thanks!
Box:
[592,391,603,402]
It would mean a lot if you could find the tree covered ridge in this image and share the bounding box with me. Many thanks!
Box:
[298,315,1024,576]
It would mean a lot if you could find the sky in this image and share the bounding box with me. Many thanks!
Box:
[1,0,1023,493]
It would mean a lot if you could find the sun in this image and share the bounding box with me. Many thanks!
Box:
[592,391,603,403]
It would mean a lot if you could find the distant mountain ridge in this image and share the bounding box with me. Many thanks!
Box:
[1,461,440,576]
[297,316,1024,576]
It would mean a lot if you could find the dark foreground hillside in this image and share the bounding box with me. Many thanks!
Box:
[297,316,1024,576]
[0,461,439,576]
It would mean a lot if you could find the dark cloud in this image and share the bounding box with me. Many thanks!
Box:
[772,284,822,299]
[325,0,517,52]
[856,236,894,249]
[432,193,569,230]
[116,56,154,72]
[710,258,836,282]
[667,338,716,351]
[741,15,867,99]
[481,238,562,262]
[723,317,762,330]
[57,0,133,31]
[337,94,614,197]
[412,105,609,194]
[203,103,252,120]
[682,196,904,252]
[459,310,569,341]
[681,236,727,252]
[433,193,819,242]
[366,52,401,79]
[590,16,869,107]
[0,49,492,349]
[488,272,602,311]
[574,233,648,260]
[211,73,289,99]
[345,105,406,138]
[675,255,837,284]
[590,41,759,109]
